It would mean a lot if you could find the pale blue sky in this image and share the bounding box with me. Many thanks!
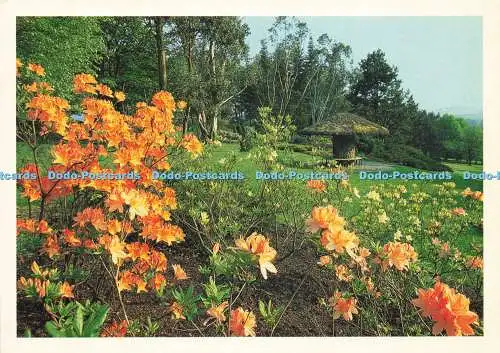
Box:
[243,16,482,115]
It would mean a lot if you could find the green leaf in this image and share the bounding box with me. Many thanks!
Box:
[83,304,109,337]
[45,321,63,337]
[73,304,84,336]
[258,300,267,317]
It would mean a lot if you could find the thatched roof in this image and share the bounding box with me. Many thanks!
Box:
[301,113,389,136]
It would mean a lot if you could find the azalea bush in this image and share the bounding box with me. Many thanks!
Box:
[305,178,483,336]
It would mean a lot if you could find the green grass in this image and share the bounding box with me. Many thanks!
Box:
[444,162,483,173]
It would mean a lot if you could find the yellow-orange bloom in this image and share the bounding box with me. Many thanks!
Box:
[451,208,466,216]
[381,241,417,271]
[73,73,97,94]
[329,291,358,321]
[59,281,75,298]
[207,301,229,323]
[306,206,345,233]
[27,63,45,76]
[320,228,359,254]
[229,308,256,336]
[152,91,176,112]
[177,100,187,110]
[169,302,186,320]
[317,255,331,266]
[307,179,327,192]
[114,91,126,102]
[172,264,189,280]
[412,281,479,336]
[466,256,483,270]
[235,232,277,279]
[16,58,23,76]
[182,134,203,157]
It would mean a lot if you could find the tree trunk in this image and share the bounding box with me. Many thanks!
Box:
[155,17,167,90]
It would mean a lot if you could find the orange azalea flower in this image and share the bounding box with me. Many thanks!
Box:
[380,241,417,271]
[108,235,127,264]
[235,232,277,279]
[412,281,479,336]
[23,82,38,93]
[43,235,60,259]
[73,73,97,94]
[37,220,53,234]
[306,205,345,233]
[451,208,466,216]
[121,190,149,220]
[439,242,451,258]
[169,302,186,320]
[182,134,203,157]
[149,272,166,292]
[63,229,81,247]
[329,291,358,321]
[59,281,74,298]
[106,219,122,236]
[466,256,483,270]
[147,250,168,272]
[126,242,150,261]
[307,179,327,192]
[471,191,483,201]
[27,63,45,76]
[83,239,99,250]
[152,91,176,112]
[101,320,128,337]
[177,100,187,110]
[16,58,23,76]
[206,301,229,323]
[172,264,189,280]
[317,255,331,266]
[335,264,353,282]
[114,91,126,102]
[320,228,359,254]
[38,82,54,92]
[229,308,256,336]
[461,187,473,197]
[95,83,113,98]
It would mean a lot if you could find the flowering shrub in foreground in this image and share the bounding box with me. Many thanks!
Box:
[306,177,482,336]
[16,60,203,335]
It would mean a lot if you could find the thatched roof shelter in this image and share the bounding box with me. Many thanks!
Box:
[301,113,389,161]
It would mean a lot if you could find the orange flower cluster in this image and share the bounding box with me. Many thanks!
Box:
[235,232,277,279]
[26,94,70,136]
[23,81,54,93]
[27,63,45,76]
[306,179,327,192]
[182,133,203,157]
[306,205,345,233]
[412,281,479,336]
[379,241,417,271]
[206,301,229,323]
[17,219,53,235]
[169,301,186,320]
[329,291,358,321]
[451,208,466,216]
[18,261,74,299]
[466,256,483,270]
[101,320,128,337]
[229,307,257,336]
[462,188,483,201]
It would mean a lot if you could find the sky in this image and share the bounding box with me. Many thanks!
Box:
[243,16,482,116]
